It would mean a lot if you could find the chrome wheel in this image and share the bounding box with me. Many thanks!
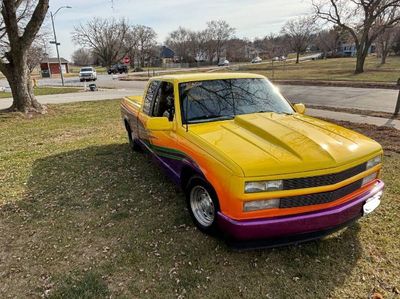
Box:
[190,186,215,227]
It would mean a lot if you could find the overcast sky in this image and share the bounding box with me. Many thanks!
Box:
[47,0,312,60]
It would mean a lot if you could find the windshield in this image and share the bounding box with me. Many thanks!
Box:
[80,68,93,72]
[180,78,294,124]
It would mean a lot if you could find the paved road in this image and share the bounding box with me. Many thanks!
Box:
[308,108,400,130]
[281,85,398,113]
[0,76,398,113]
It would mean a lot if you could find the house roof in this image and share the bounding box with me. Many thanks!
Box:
[160,46,175,59]
[41,57,69,64]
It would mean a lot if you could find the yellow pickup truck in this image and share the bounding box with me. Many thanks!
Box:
[121,73,384,245]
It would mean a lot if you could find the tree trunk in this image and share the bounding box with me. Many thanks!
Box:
[354,47,368,74]
[381,53,387,65]
[5,54,43,113]
[296,52,300,64]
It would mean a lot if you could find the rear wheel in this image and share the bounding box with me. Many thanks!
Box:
[124,121,140,152]
[185,176,220,234]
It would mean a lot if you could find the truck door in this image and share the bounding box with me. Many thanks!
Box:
[146,81,180,177]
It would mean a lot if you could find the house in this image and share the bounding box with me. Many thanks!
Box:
[40,57,69,77]
[160,46,175,64]
[338,43,376,57]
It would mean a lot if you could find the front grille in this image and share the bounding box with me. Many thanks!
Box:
[279,179,363,209]
[283,163,367,190]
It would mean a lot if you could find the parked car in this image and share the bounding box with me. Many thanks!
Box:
[218,59,230,66]
[312,53,325,60]
[107,64,128,74]
[79,67,97,82]
[251,57,262,64]
[121,73,384,245]
[272,56,286,62]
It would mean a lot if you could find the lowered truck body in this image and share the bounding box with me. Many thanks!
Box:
[121,73,384,244]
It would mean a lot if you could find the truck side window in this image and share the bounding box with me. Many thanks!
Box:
[152,82,175,121]
[143,81,159,115]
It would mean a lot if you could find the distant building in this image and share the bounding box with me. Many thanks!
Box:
[338,43,376,57]
[40,57,69,77]
[160,46,175,64]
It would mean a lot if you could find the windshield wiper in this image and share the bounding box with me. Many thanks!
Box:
[188,115,234,124]
[255,110,271,113]
[256,110,293,115]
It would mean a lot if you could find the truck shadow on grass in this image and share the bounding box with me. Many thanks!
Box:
[2,143,363,298]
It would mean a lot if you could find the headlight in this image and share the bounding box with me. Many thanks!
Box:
[243,199,280,212]
[362,172,378,186]
[367,155,382,169]
[245,180,283,193]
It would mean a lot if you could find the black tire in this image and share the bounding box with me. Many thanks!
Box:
[185,175,220,235]
[125,121,140,152]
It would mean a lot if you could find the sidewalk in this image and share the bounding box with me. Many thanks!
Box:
[0,88,142,110]
[307,108,400,130]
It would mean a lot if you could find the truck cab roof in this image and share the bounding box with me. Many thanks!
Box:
[150,72,265,83]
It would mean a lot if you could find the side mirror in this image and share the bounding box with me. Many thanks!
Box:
[146,117,173,131]
[293,103,306,114]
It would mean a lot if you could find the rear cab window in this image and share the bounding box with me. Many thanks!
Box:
[143,81,159,115]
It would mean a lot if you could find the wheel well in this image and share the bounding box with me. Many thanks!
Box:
[180,166,201,190]
[124,119,131,132]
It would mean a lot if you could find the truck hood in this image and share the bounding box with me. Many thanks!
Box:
[189,113,382,177]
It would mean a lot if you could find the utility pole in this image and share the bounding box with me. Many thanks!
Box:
[50,6,71,86]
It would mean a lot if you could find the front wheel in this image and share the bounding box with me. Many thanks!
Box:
[185,176,220,234]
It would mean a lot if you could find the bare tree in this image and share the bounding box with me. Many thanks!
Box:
[392,27,400,54]
[281,16,317,63]
[72,18,130,67]
[226,38,251,62]
[26,33,51,74]
[166,27,191,62]
[204,20,235,64]
[261,34,290,58]
[124,28,139,68]
[27,46,47,74]
[132,25,157,67]
[315,26,344,56]
[376,25,400,64]
[0,0,49,113]
[72,48,94,66]
[312,0,400,74]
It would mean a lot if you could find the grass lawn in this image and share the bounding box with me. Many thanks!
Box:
[0,100,399,298]
[0,87,81,99]
[240,55,400,83]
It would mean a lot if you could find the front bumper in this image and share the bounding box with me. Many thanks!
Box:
[217,180,384,241]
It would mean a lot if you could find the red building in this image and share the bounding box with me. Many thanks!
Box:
[40,57,69,77]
